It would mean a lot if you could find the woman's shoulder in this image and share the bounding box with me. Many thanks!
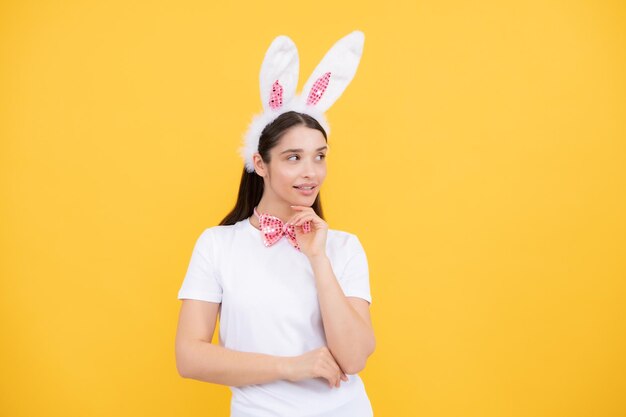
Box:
[197,220,244,239]
[189,220,245,247]
[327,227,366,253]
[327,226,357,240]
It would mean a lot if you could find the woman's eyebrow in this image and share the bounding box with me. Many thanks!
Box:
[280,146,328,155]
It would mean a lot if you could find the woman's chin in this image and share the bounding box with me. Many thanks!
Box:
[290,195,317,207]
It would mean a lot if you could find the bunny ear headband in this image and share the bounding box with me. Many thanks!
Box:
[239,30,365,173]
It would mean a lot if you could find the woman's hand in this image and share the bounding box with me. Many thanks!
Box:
[280,346,349,389]
[289,205,328,259]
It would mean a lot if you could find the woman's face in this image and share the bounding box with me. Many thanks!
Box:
[261,124,328,207]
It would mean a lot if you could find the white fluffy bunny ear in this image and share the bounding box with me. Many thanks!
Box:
[300,30,365,113]
[259,35,299,112]
[240,35,300,173]
[239,30,365,173]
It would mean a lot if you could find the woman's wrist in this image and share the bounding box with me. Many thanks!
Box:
[277,356,293,381]
[307,253,329,265]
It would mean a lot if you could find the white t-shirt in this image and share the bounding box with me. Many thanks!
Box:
[177,217,373,417]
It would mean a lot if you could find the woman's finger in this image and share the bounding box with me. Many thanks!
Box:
[290,205,314,212]
[294,212,324,225]
[294,214,316,226]
[319,359,334,388]
[290,213,315,225]
[322,358,341,388]
[288,210,310,223]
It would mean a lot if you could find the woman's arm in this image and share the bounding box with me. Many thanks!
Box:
[309,255,376,374]
[177,340,289,387]
[175,299,288,387]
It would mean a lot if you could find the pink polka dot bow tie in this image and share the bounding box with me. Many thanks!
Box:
[253,206,311,251]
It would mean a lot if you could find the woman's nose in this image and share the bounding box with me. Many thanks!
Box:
[301,159,316,177]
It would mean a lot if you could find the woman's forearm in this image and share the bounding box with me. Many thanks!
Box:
[177,340,288,387]
[309,255,375,374]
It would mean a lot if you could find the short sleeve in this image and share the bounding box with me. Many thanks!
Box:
[337,235,372,305]
[177,229,223,303]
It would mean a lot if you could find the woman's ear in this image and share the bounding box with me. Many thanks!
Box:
[253,153,266,177]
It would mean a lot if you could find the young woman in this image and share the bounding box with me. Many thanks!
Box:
[175,31,374,417]
[176,112,375,417]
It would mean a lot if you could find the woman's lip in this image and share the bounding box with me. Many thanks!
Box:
[294,185,316,195]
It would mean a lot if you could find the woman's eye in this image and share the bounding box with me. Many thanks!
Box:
[287,154,326,161]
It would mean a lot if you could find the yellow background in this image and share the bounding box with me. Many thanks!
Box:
[1,1,625,416]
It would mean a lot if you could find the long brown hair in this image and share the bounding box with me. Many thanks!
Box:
[219,111,327,225]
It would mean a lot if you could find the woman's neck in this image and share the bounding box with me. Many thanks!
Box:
[250,199,295,228]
